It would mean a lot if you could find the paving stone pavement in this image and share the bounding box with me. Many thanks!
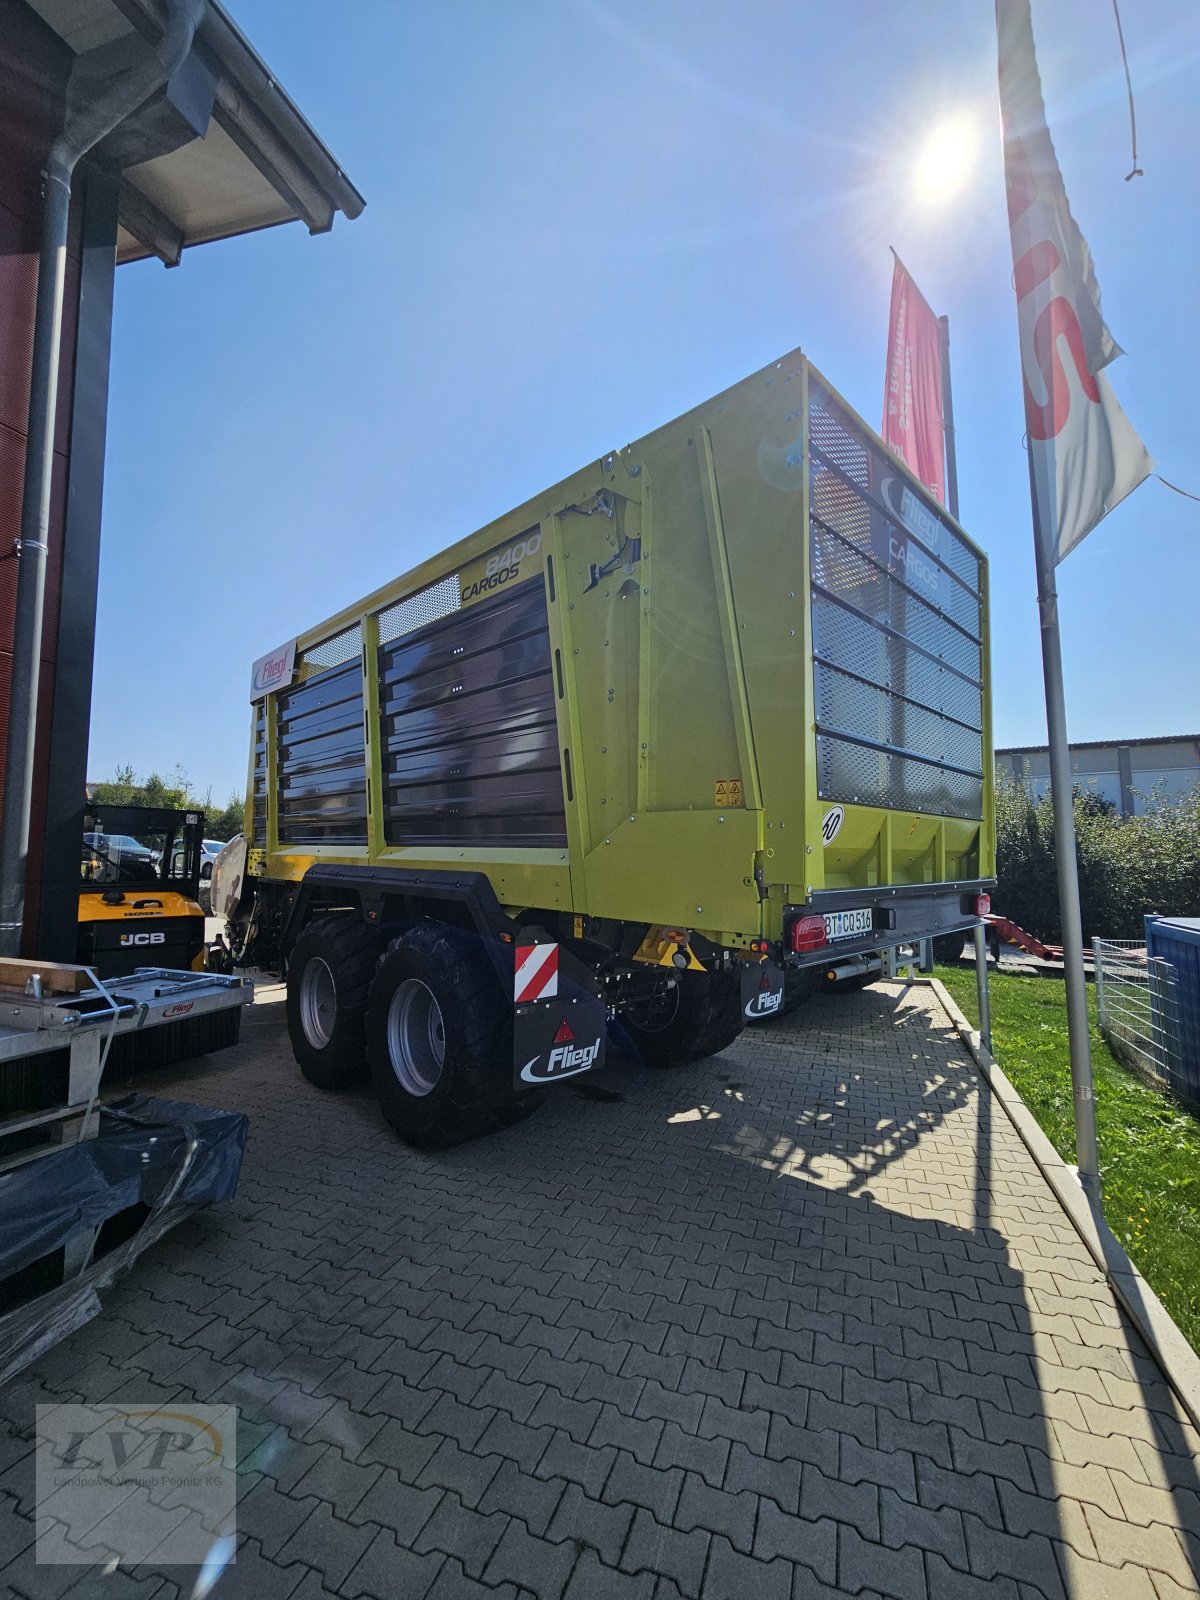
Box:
[2,978,1199,1599]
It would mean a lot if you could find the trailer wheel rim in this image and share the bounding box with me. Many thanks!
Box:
[299,956,337,1049]
[386,979,446,1097]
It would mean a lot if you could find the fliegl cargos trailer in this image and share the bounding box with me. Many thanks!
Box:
[212,348,994,1146]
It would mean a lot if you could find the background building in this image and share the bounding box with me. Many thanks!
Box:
[996,735,1200,817]
[0,0,361,957]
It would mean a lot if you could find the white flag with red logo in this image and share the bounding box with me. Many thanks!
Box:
[997,0,1152,565]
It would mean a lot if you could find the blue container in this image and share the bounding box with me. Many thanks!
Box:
[1144,915,1200,1104]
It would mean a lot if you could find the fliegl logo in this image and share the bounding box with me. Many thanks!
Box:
[878,475,942,598]
[521,1026,601,1084]
[250,637,296,700]
[744,972,784,1018]
[879,474,942,550]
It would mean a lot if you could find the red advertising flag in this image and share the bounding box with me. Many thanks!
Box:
[882,254,946,506]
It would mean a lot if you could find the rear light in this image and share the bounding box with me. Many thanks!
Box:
[787,914,827,954]
[974,893,991,918]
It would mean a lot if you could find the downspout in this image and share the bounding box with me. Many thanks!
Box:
[0,0,206,957]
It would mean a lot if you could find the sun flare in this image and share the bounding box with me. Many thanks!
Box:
[913,114,979,203]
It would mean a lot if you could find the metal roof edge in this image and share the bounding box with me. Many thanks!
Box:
[113,0,364,225]
[996,735,1200,755]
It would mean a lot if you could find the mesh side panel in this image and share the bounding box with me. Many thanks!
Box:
[809,397,870,487]
[815,662,982,776]
[808,382,985,822]
[812,525,981,681]
[818,733,983,820]
[251,705,267,846]
[812,471,980,637]
[810,382,981,593]
[812,596,982,728]
[297,622,362,681]
[811,462,873,554]
[379,574,461,645]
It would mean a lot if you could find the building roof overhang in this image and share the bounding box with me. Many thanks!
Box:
[27,0,364,265]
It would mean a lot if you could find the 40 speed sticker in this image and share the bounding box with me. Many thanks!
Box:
[460,528,544,606]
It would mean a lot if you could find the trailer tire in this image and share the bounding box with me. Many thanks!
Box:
[287,915,378,1091]
[367,923,520,1149]
[779,967,820,1015]
[622,970,744,1068]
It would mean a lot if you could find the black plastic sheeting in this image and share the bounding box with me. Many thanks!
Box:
[0,1094,248,1385]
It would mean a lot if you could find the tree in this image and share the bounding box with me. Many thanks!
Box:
[205,791,246,842]
[994,776,1200,942]
[89,763,191,811]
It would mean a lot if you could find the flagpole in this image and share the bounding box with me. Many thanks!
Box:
[935,308,996,1052]
[1028,465,1102,1202]
[937,314,960,521]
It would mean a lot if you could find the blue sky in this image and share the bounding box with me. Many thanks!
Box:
[92,0,1200,807]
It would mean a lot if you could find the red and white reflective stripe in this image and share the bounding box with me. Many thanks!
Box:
[514,942,559,1004]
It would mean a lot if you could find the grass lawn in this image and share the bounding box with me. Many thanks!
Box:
[936,963,1200,1353]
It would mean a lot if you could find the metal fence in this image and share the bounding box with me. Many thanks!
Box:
[1093,937,1184,1094]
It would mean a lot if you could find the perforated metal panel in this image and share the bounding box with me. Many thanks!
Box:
[297,622,363,682]
[812,596,981,729]
[379,574,461,645]
[811,523,980,680]
[817,734,983,819]
[815,663,982,775]
[810,387,981,592]
[251,705,267,846]
[809,382,984,820]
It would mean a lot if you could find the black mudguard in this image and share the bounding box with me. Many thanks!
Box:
[741,958,785,1021]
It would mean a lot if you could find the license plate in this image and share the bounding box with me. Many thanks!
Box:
[824,907,872,942]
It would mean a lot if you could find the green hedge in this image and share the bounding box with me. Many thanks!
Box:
[994,779,1200,943]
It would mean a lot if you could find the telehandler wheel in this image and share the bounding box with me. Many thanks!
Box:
[286,915,379,1091]
[622,969,744,1068]
[366,923,521,1149]
[778,967,820,1016]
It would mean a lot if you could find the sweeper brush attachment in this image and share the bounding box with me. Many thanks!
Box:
[104,1001,243,1077]
[0,961,252,1174]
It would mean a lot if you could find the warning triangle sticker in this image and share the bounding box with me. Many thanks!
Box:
[553,1017,575,1044]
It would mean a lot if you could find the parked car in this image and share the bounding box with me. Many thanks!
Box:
[200,839,226,881]
[170,839,226,881]
[83,831,155,868]
[165,839,226,912]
